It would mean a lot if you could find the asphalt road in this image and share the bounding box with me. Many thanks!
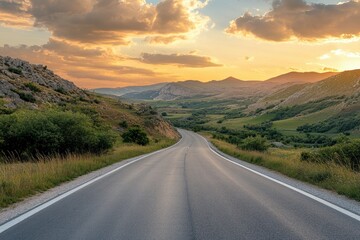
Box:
[1,130,360,240]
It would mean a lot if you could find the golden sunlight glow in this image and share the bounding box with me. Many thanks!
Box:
[0,0,359,88]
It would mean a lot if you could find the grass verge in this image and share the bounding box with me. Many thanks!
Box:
[203,133,360,202]
[0,139,176,209]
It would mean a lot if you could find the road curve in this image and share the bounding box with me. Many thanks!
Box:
[1,130,359,239]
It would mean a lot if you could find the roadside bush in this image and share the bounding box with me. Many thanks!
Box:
[240,136,269,152]
[122,127,149,146]
[0,110,116,160]
[301,140,360,171]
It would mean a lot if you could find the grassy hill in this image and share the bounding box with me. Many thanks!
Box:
[281,70,360,106]
[266,71,338,84]
[0,55,179,141]
[0,56,179,208]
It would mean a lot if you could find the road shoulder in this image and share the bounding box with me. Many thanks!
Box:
[0,138,182,227]
[202,135,360,217]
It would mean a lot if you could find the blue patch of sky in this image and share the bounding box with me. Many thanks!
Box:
[147,0,344,30]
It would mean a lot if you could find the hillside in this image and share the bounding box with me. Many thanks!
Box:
[93,83,168,97]
[0,56,88,109]
[266,72,338,84]
[281,70,360,106]
[0,55,180,210]
[0,55,179,140]
[122,78,282,101]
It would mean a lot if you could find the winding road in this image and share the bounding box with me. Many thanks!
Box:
[1,130,359,239]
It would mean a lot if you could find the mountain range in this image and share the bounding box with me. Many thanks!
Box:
[249,69,360,110]
[93,71,340,101]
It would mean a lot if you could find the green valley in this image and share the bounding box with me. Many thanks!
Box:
[102,69,360,200]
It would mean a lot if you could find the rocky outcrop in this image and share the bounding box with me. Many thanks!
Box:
[0,55,88,109]
[0,55,180,140]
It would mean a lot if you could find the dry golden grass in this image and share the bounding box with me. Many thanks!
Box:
[0,139,176,208]
[208,136,360,202]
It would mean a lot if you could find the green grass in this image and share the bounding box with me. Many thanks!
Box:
[262,84,308,102]
[204,133,360,202]
[165,113,191,120]
[273,105,341,132]
[206,113,275,130]
[0,139,177,209]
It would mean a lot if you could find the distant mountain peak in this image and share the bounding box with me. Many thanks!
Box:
[223,76,241,82]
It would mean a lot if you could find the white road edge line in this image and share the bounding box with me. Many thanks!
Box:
[0,137,183,234]
[199,134,360,222]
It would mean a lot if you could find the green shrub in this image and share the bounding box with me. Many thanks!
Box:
[150,110,157,115]
[161,112,168,117]
[240,136,269,152]
[297,113,360,133]
[0,110,116,160]
[122,127,149,146]
[19,92,36,103]
[24,82,41,93]
[270,98,340,121]
[11,89,36,103]
[8,67,22,75]
[55,87,67,95]
[301,140,360,171]
[119,120,128,129]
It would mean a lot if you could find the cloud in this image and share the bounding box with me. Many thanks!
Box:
[0,0,30,14]
[0,0,33,27]
[319,54,331,60]
[322,67,338,72]
[139,53,222,68]
[42,39,104,58]
[0,12,33,27]
[319,49,360,61]
[226,0,360,41]
[0,40,164,87]
[0,0,210,45]
[331,49,360,58]
[145,35,188,44]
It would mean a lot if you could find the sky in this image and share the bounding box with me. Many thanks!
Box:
[0,0,359,88]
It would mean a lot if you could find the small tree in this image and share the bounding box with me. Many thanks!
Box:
[8,67,22,75]
[119,120,128,129]
[122,127,149,146]
[240,136,269,152]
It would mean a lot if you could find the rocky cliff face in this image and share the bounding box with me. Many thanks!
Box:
[0,56,88,110]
